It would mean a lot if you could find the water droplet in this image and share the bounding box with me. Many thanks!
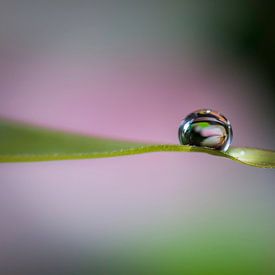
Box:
[178,109,233,151]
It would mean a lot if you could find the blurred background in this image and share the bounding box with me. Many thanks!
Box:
[0,1,275,274]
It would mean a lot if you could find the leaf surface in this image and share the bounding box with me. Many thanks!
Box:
[0,119,274,168]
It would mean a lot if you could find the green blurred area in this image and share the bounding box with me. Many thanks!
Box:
[86,213,275,274]
[209,2,275,86]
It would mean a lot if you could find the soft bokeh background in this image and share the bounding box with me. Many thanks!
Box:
[0,1,275,274]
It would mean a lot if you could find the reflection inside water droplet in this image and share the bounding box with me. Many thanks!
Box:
[178,109,233,152]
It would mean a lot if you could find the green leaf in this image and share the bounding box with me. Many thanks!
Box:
[0,119,274,168]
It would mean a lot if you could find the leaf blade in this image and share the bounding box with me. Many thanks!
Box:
[0,119,274,168]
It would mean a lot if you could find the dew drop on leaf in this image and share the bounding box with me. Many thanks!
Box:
[178,109,233,152]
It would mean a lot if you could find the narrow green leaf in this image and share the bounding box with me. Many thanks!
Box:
[0,119,274,168]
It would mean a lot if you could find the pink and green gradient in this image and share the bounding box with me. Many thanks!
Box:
[0,1,274,274]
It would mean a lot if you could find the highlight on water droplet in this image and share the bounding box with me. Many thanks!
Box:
[178,109,233,151]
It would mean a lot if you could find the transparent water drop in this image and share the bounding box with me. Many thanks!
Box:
[178,109,233,151]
